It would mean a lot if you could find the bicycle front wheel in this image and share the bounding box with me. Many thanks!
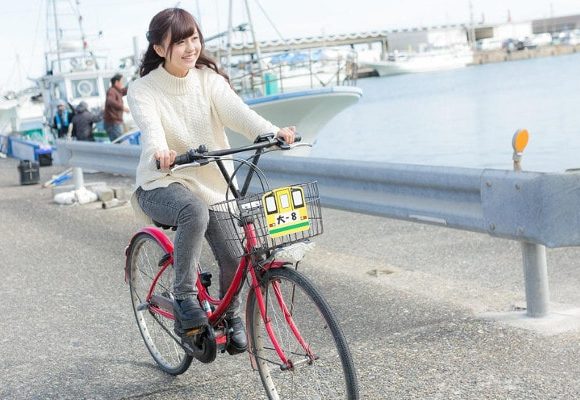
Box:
[247,267,359,399]
[127,232,193,375]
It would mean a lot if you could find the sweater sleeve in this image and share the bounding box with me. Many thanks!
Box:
[208,72,279,142]
[127,82,169,171]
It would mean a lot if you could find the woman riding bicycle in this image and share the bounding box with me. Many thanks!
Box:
[127,7,296,353]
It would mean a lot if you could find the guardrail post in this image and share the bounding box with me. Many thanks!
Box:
[73,167,84,190]
[521,242,550,317]
[512,129,550,318]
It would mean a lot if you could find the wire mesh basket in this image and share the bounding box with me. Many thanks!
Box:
[210,181,323,258]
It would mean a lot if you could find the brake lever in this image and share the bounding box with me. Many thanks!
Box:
[171,162,201,172]
[276,137,291,150]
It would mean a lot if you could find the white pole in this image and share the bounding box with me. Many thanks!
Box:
[243,0,265,73]
[132,36,140,68]
[226,0,234,77]
[73,167,84,190]
[52,0,62,72]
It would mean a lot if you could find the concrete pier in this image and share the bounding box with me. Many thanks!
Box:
[1,159,579,399]
[473,44,580,65]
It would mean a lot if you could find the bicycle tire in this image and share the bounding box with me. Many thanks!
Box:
[127,232,193,375]
[247,267,359,399]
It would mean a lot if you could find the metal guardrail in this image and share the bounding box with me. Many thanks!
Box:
[56,139,141,176]
[55,140,580,317]
[254,157,580,249]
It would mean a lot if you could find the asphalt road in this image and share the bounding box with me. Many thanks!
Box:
[1,158,579,399]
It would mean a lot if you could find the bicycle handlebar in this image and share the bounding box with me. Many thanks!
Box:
[155,133,302,170]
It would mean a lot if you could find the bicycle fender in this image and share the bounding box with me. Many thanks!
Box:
[263,260,292,271]
[124,227,174,283]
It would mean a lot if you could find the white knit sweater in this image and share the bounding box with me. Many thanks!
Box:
[127,65,279,222]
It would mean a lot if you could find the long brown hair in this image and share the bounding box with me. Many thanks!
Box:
[139,8,229,82]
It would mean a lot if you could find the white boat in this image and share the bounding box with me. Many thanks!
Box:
[225,48,361,155]
[227,86,362,156]
[216,2,362,155]
[0,89,46,137]
[360,47,474,76]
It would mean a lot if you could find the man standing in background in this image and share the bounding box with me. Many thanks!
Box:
[104,73,129,142]
[69,101,101,141]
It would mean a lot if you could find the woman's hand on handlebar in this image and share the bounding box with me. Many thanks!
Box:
[155,149,177,170]
[276,126,297,144]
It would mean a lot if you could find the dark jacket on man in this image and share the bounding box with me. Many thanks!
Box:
[104,86,127,124]
[71,102,101,141]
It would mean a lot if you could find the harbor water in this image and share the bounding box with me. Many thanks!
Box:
[312,52,580,172]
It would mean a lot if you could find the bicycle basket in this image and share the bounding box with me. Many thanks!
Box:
[210,181,323,258]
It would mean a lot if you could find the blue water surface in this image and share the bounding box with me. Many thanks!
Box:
[312,52,580,172]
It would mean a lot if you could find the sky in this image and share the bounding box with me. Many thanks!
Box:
[2,0,580,92]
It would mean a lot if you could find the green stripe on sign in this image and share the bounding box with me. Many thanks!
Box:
[269,221,310,235]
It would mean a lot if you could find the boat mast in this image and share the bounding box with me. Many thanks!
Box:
[51,0,63,72]
[243,0,265,74]
[46,0,99,74]
[76,1,89,63]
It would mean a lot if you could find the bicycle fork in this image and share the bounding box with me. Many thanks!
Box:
[248,266,317,371]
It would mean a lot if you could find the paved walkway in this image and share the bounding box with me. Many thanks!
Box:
[1,158,579,399]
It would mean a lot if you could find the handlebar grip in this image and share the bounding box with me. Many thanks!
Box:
[276,133,302,150]
[174,153,191,165]
[155,153,191,170]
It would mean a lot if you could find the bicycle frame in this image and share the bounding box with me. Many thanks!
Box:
[130,220,312,369]
[129,136,316,369]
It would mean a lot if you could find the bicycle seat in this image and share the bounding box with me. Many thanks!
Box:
[153,220,177,231]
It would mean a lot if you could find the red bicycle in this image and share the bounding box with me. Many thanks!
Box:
[125,134,359,399]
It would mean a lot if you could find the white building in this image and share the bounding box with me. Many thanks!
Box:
[492,22,533,41]
[386,26,469,52]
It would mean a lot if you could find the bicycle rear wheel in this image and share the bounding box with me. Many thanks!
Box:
[127,232,193,375]
[247,267,359,399]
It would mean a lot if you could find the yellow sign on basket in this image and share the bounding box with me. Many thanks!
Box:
[262,186,310,238]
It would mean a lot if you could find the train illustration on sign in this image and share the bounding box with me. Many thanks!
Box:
[262,186,310,238]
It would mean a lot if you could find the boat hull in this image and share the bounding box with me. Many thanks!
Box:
[362,50,474,77]
[226,86,362,156]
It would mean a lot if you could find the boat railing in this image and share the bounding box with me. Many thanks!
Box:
[230,52,359,98]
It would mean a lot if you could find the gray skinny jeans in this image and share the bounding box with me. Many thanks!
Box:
[136,183,241,317]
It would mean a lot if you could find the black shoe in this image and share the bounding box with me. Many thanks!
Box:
[226,316,248,354]
[173,297,208,335]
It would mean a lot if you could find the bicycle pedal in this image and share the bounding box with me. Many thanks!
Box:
[185,326,205,337]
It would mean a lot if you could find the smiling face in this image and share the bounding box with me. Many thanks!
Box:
[154,31,201,77]
[144,8,208,78]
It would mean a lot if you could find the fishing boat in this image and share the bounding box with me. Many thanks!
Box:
[0,89,50,160]
[0,89,45,135]
[209,1,363,155]
[224,47,362,154]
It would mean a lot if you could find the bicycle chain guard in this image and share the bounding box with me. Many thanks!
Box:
[183,325,217,363]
